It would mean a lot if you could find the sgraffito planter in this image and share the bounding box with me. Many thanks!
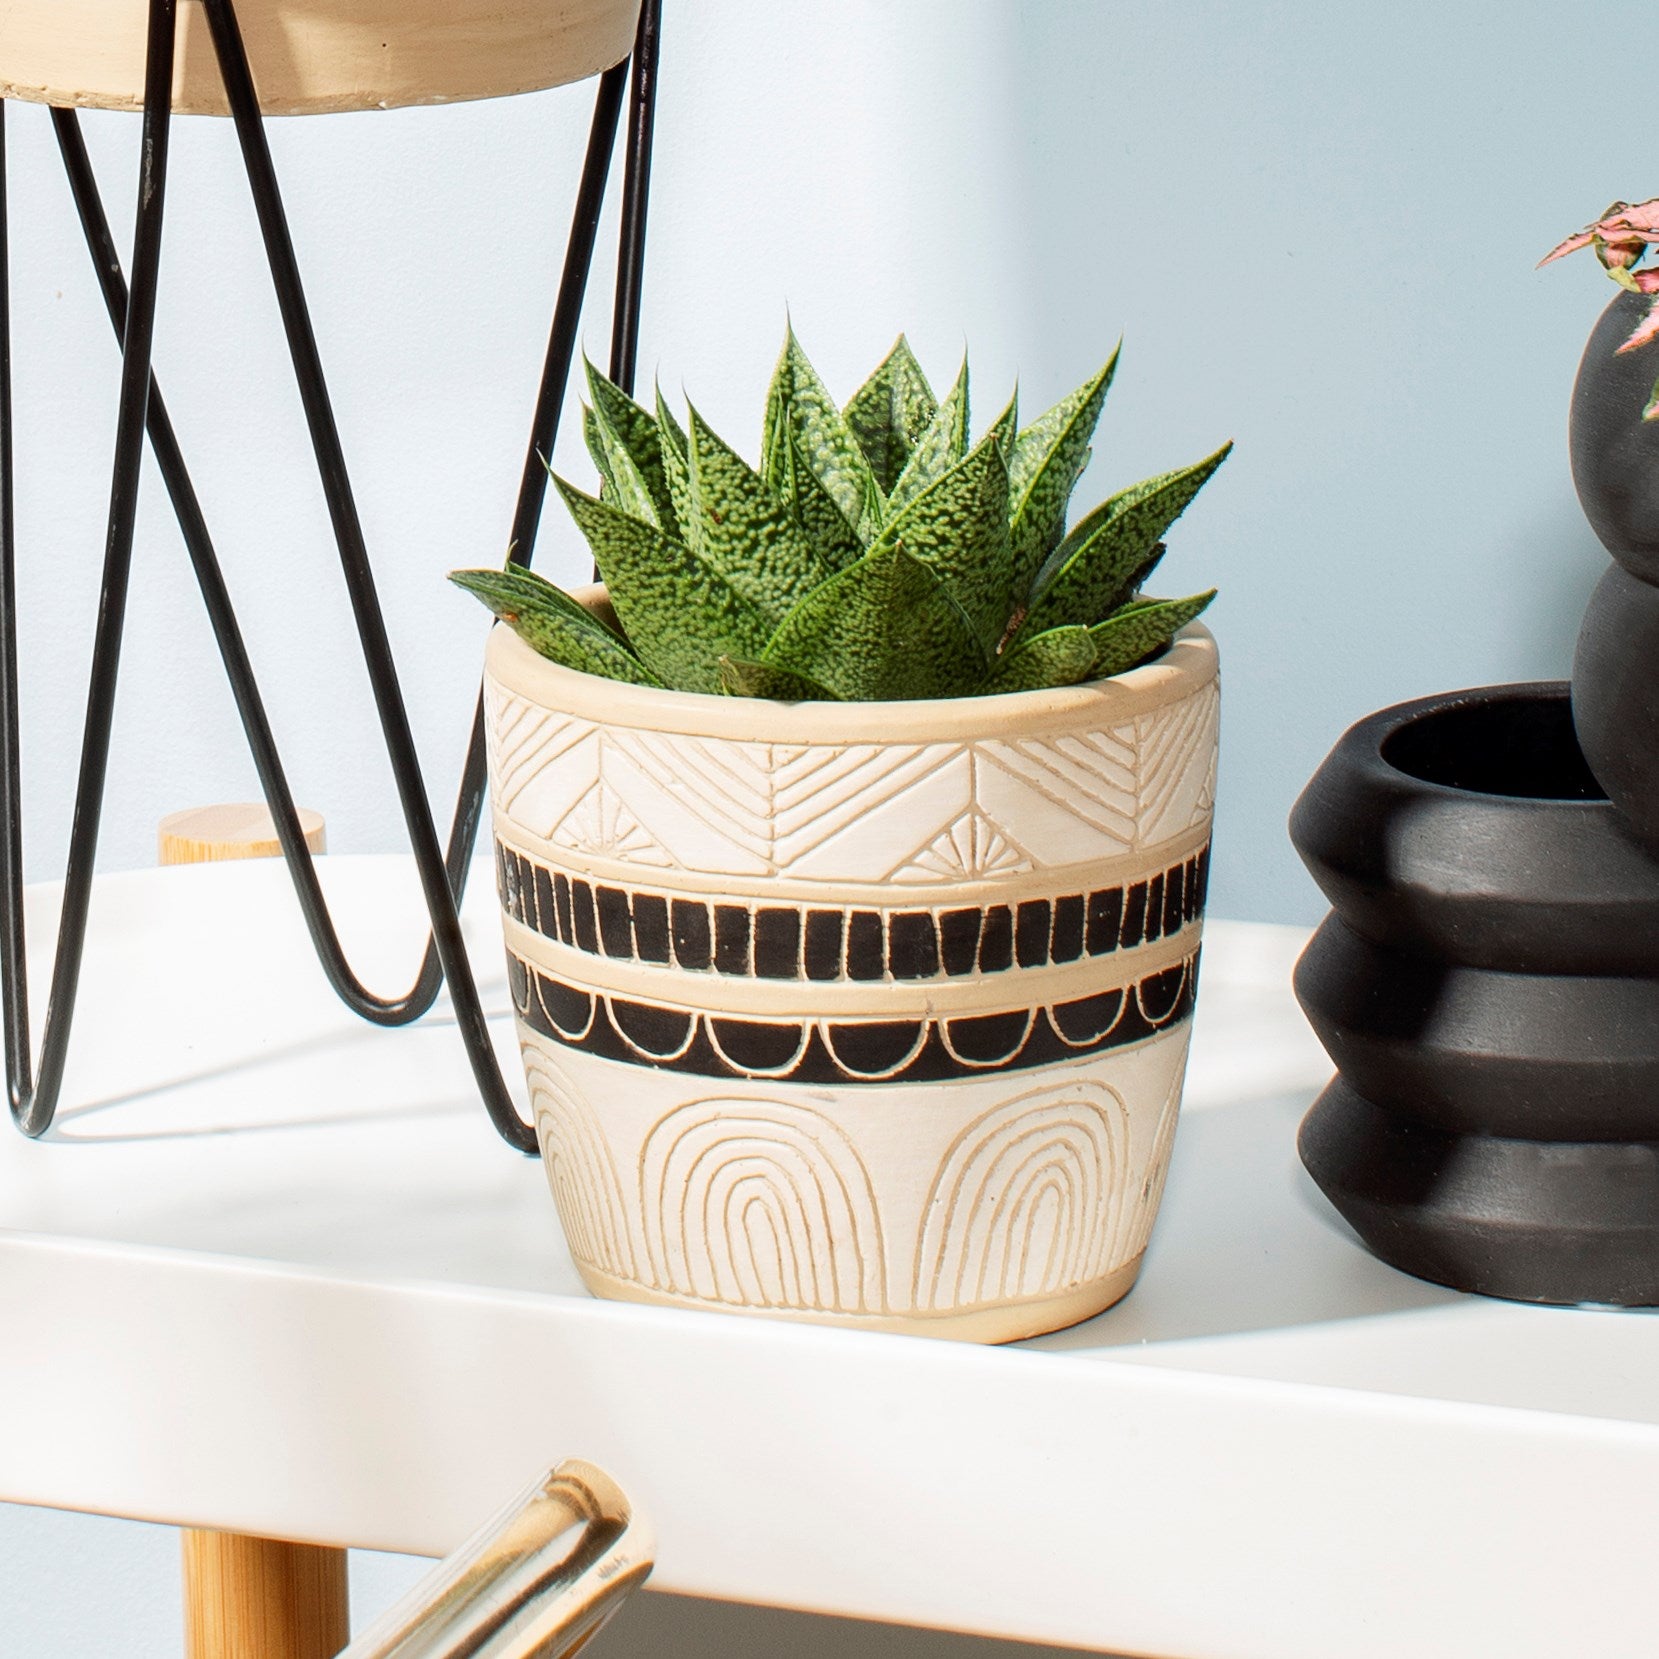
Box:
[483,594,1220,1341]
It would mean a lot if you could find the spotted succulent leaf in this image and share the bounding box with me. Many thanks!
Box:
[554,477,772,694]
[449,564,662,687]
[686,405,834,624]
[653,386,695,540]
[527,330,1223,701]
[787,435,863,569]
[986,387,1020,465]
[761,544,987,701]
[717,655,839,701]
[843,335,938,494]
[763,329,883,542]
[1021,443,1231,639]
[1007,347,1119,594]
[868,431,1010,654]
[888,358,969,512]
[583,360,674,527]
[584,400,661,529]
[1088,590,1215,677]
[982,624,1097,695]
[583,405,611,493]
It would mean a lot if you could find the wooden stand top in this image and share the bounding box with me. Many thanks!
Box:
[0,0,642,116]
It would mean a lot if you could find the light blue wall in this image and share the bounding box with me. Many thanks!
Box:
[1005,0,1646,922]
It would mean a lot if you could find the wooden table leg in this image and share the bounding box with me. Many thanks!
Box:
[182,1531,350,1659]
[162,806,345,1658]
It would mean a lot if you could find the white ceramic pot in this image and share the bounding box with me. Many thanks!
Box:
[0,0,640,115]
[484,602,1219,1342]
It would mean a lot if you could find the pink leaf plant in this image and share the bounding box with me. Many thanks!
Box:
[1541,200,1659,417]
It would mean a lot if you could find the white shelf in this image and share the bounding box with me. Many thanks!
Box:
[1,857,1654,1659]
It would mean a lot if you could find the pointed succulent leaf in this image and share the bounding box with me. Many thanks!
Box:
[843,335,938,494]
[888,358,970,512]
[760,341,793,500]
[685,405,834,624]
[868,432,1011,654]
[1123,540,1168,598]
[1088,590,1215,678]
[982,625,1098,695]
[788,434,863,569]
[449,565,662,688]
[1007,347,1120,591]
[583,405,613,494]
[654,387,695,540]
[584,360,675,527]
[717,655,839,701]
[1020,443,1231,638]
[554,477,772,694]
[761,545,987,701]
[986,387,1020,466]
[763,330,883,541]
[585,401,661,529]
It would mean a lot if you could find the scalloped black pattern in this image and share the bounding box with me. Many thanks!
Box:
[505,949,1199,1083]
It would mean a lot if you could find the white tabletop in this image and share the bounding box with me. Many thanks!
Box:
[1,857,1654,1659]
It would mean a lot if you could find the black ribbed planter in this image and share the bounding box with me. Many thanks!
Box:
[1291,683,1659,1305]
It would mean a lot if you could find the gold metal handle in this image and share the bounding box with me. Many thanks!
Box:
[339,1461,653,1659]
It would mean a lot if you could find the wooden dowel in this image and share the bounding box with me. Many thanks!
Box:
[158,802,325,867]
[182,1531,349,1659]
[162,803,347,1657]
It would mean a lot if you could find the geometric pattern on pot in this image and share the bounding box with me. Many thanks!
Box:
[523,1044,1191,1321]
[912,1083,1132,1312]
[525,1044,637,1284]
[639,1096,887,1314]
[913,1069,1184,1313]
[506,948,1198,1083]
[485,675,1219,885]
[497,838,1211,981]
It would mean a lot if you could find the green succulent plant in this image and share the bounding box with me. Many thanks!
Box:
[451,331,1227,701]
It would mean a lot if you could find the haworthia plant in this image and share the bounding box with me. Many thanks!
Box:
[453,331,1227,701]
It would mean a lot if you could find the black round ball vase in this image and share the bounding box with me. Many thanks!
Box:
[1291,684,1659,1306]
[1571,290,1659,844]
[1567,290,1659,576]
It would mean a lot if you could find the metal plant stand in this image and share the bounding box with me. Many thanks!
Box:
[0,0,661,1152]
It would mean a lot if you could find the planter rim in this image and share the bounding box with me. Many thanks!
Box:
[485,589,1217,744]
[1330,680,1608,809]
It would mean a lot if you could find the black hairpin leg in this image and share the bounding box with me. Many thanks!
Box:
[0,0,179,1137]
[610,0,661,395]
[0,0,663,1148]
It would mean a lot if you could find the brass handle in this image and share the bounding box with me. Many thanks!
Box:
[339,1461,653,1659]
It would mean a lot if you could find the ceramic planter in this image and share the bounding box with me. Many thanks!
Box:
[0,0,640,115]
[1292,684,1659,1305]
[483,596,1219,1341]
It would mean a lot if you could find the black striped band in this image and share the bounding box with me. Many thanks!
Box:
[497,841,1209,983]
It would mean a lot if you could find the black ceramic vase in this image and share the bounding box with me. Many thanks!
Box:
[1571,290,1659,843]
[1292,686,1659,1304]
[1290,291,1659,1306]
